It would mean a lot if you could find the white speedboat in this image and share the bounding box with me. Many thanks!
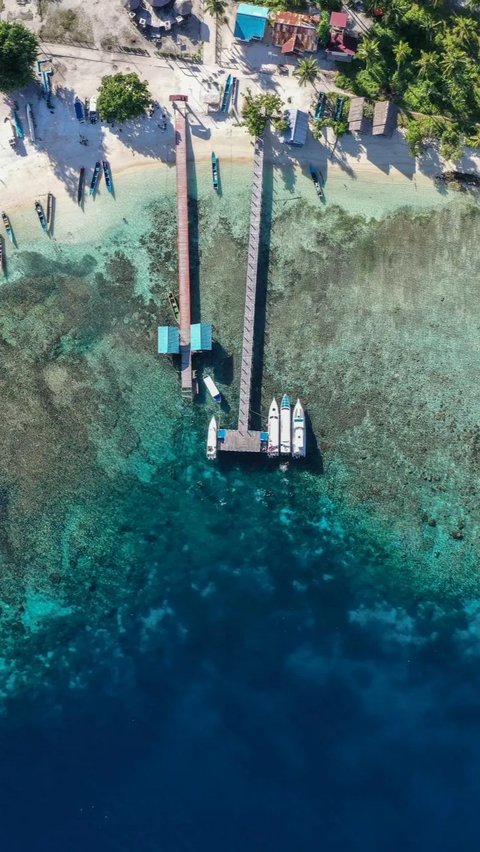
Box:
[292,399,306,458]
[267,398,279,457]
[206,416,217,460]
[280,394,291,455]
[204,374,221,403]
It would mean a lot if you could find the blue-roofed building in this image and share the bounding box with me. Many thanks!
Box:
[234,3,269,41]
[283,109,309,147]
[158,326,180,354]
[190,323,213,352]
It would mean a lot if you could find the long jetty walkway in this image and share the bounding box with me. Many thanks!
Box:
[170,94,192,397]
[220,136,265,453]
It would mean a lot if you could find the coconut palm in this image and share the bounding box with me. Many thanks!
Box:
[440,48,468,78]
[204,0,226,19]
[451,17,480,52]
[415,50,438,80]
[293,57,319,87]
[393,40,412,72]
[356,38,381,69]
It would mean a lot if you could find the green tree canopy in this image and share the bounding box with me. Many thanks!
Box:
[293,58,319,88]
[241,90,285,136]
[204,0,226,18]
[0,22,38,92]
[97,72,151,123]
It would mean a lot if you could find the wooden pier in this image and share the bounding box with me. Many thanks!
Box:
[170,94,192,397]
[219,136,265,453]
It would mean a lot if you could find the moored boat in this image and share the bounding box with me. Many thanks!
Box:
[204,374,221,403]
[267,398,280,457]
[220,74,233,113]
[34,200,47,232]
[211,152,219,191]
[2,212,13,243]
[46,192,54,231]
[168,291,180,323]
[206,416,218,460]
[26,104,35,143]
[77,167,85,204]
[309,165,325,202]
[0,236,3,275]
[280,394,291,455]
[74,97,85,123]
[292,399,306,458]
[102,160,113,193]
[89,161,101,196]
[13,110,24,139]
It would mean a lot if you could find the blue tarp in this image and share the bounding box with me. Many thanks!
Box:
[284,109,309,147]
[158,326,180,354]
[234,3,269,41]
[191,323,212,352]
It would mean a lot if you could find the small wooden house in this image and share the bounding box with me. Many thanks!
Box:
[372,100,398,136]
[348,97,367,133]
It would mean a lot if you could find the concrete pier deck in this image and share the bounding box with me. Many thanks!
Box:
[170,95,192,396]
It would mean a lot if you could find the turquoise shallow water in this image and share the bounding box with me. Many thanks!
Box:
[0,159,480,849]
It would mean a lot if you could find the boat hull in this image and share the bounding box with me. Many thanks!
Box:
[292,400,306,458]
[267,398,279,456]
[280,394,291,455]
[206,416,218,460]
[204,375,221,403]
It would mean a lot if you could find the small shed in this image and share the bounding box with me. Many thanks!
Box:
[372,100,398,136]
[234,3,269,41]
[284,109,309,146]
[329,10,348,29]
[158,326,180,354]
[348,97,367,133]
[191,323,213,352]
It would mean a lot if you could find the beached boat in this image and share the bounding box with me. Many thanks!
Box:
[102,160,113,193]
[74,97,85,123]
[34,201,47,232]
[168,291,180,323]
[0,237,3,275]
[77,167,85,205]
[89,161,101,196]
[314,92,327,120]
[309,166,325,202]
[5,118,16,149]
[204,375,221,403]
[46,193,54,231]
[2,212,13,243]
[267,398,280,457]
[280,394,291,455]
[206,416,218,460]
[26,104,35,143]
[292,399,306,458]
[220,74,233,113]
[13,110,24,139]
[89,94,98,124]
[211,152,219,190]
[334,96,345,122]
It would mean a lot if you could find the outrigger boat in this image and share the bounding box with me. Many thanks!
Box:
[26,104,35,143]
[74,97,85,123]
[211,152,219,191]
[34,200,47,232]
[167,291,180,323]
[267,398,280,457]
[46,192,54,231]
[0,236,4,276]
[314,92,327,121]
[206,416,218,460]
[77,167,85,205]
[13,110,24,139]
[280,394,291,455]
[292,399,306,458]
[309,165,325,202]
[2,212,14,243]
[102,160,113,193]
[220,74,233,113]
[89,161,101,196]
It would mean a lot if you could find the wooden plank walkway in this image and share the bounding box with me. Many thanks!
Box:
[172,99,192,395]
[237,136,264,433]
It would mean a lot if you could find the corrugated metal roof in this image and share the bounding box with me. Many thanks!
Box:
[330,11,348,28]
[284,109,309,146]
[372,100,397,135]
[234,4,269,40]
[190,323,212,352]
[158,325,180,354]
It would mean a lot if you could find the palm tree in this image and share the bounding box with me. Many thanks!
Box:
[356,38,381,69]
[440,48,468,78]
[293,58,319,88]
[452,17,480,52]
[393,40,412,72]
[415,50,438,80]
[204,0,226,19]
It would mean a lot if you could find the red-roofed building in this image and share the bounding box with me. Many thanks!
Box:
[329,10,348,30]
[272,11,319,54]
[326,30,358,61]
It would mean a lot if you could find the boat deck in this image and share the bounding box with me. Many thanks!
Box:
[220,430,263,453]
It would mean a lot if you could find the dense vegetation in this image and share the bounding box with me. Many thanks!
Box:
[0,22,37,92]
[241,91,287,136]
[97,72,151,123]
[336,0,480,160]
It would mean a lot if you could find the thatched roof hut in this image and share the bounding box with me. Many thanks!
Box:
[372,100,398,136]
[348,97,366,133]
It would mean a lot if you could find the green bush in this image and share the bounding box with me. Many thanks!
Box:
[0,21,38,91]
[97,72,151,122]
